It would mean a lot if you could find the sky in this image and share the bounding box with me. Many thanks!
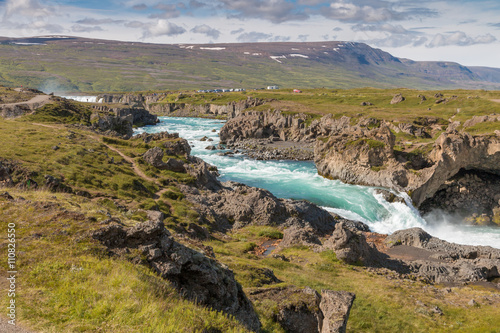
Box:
[0,0,499,68]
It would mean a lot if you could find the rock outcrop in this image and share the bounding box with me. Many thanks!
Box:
[322,222,380,265]
[142,147,186,172]
[219,108,500,213]
[315,121,500,208]
[182,180,338,235]
[147,97,265,118]
[0,162,13,187]
[91,220,261,332]
[90,107,157,138]
[248,286,355,333]
[384,228,500,284]
[319,290,356,333]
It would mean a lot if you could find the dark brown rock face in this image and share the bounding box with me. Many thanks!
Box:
[91,220,261,332]
[182,180,337,234]
[248,286,355,333]
[0,162,13,187]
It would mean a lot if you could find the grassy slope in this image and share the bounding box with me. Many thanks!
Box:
[0,189,247,333]
[1,103,228,331]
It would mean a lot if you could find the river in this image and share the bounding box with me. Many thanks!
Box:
[133,116,500,248]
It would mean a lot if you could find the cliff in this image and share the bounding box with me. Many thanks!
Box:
[219,109,500,223]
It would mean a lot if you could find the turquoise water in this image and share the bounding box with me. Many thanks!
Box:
[135,117,500,248]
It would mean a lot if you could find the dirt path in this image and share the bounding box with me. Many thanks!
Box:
[100,141,157,184]
[0,95,50,107]
[490,99,500,103]
[0,317,34,333]
[32,122,167,198]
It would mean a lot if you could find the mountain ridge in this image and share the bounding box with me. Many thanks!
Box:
[0,35,498,92]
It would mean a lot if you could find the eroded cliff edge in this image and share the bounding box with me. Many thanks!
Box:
[217,108,500,223]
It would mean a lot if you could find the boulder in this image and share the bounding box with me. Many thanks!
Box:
[280,225,322,249]
[91,220,261,332]
[143,147,167,169]
[0,162,13,187]
[390,93,405,104]
[44,175,72,193]
[322,222,376,265]
[248,286,356,333]
[163,138,191,156]
[249,286,322,333]
[143,148,185,172]
[320,290,356,333]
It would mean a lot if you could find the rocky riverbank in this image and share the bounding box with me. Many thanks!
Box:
[90,92,500,224]
[217,106,500,225]
[136,131,500,288]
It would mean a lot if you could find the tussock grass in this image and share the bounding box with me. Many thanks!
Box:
[0,190,248,332]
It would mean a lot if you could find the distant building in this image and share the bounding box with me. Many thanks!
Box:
[267,85,279,90]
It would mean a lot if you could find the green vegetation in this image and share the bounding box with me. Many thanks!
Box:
[22,99,93,124]
[0,190,247,332]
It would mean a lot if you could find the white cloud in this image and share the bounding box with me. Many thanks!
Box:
[3,0,53,19]
[142,20,186,38]
[72,24,104,33]
[191,24,221,39]
[427,32,497,47]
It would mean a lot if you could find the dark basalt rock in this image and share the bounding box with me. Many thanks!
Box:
[248,286,355,333]
[91,220,261,332]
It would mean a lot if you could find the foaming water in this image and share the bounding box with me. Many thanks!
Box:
[135,117,500,248]
[60,95,101,103]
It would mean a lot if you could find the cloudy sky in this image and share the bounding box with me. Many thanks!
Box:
[1,0,499,67]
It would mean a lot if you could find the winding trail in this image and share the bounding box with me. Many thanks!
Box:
[0,95,50,108]
[31,122,166,198]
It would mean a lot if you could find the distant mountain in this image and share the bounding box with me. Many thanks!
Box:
[0,36,498,92]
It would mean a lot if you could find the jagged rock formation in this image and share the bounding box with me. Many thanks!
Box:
[96,93,163,106]
[319,223,500,284]
[322,222,380,265]
[220,110,315,144]
[384,228,500,284]
[181,180,338,235]
[147,97,265,118]
[90,106,158,138]
[220,109,500,217]
[143,147,186,172]
[91,220,261,332]
[248,286,355,333]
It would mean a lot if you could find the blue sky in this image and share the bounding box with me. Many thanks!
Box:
[0,0,499,67]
